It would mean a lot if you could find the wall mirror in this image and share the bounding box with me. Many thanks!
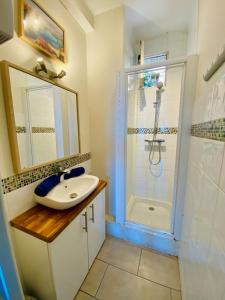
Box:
[1,61,80,173]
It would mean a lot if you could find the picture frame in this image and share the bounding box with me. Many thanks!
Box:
[18,0,66,63]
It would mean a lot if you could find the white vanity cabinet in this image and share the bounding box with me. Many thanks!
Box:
[87,190,106,267]
[12,184,106,300]
[49,208,89,300]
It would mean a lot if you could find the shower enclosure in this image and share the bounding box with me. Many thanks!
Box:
[125,62,184,233]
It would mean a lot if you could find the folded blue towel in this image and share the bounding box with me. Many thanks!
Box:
[34,174,60,197]
[64,167,85,180]
[34,167,85,197]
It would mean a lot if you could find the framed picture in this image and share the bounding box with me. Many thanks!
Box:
[18,0,66,63]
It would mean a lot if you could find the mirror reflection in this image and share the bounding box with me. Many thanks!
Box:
[9,67,80,170]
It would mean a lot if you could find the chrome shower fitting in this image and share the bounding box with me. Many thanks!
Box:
[147,82,165,166]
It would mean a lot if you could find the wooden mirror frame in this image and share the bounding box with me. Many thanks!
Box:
[0,60,81,174]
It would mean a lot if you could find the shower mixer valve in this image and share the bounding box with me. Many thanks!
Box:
[146,81,165,166]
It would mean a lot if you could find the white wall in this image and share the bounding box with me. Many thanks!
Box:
[179,0,225,299]
[86,7,124,215]
[187,0,199,55]
[196,0,225,97]
[123,7,136,67]
[144,31,188,59]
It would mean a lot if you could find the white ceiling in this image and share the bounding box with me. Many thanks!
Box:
[84,0,193,39]
[84,0,123,15]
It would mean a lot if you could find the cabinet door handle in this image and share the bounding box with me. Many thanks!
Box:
[90,204,95,223]
[82,211,88,232]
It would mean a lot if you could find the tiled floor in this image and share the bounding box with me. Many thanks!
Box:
[75,236,181,300]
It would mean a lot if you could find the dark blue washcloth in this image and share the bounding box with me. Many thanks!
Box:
[34,174,60,197]
[64,167,85,180]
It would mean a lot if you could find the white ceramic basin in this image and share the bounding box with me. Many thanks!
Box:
[34,174,99,210]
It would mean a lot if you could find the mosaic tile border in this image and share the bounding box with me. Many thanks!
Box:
[1,152,91,194]
[16,126,26,134]
[32,127,55,133]
[16,127,56,134]
[127,127,178,135]
[191,118,225,142]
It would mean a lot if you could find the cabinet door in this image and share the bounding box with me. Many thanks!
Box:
[49,208,89,300]
[87,189,106,267]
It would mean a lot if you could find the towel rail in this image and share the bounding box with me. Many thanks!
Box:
[203,45,225,81]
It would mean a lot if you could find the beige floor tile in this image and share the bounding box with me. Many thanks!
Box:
[74,291,96,300]
[97,236,141,274]
[171,289,182,300]
[96,265,171,300]
[138,249,181,290]
[81,259,108,296]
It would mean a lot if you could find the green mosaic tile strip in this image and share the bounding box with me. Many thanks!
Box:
[1,152,91,194]
[191,118,225,142]
[16,127,55,134]
[127,127,178,135]
[16,126,26,134]
[32,127,55,133]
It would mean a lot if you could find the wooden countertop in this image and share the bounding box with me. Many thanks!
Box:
[10,180,107,243]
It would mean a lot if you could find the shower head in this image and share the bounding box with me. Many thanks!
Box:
[155,82,165,105]
[157,81,164,90]
[156,82,165,96]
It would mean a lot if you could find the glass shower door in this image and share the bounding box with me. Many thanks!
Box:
[126,64,184,233]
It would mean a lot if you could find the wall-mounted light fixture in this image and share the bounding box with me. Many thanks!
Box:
[34,57,66,80]
[35,57,48,74]
[50,70,66,80]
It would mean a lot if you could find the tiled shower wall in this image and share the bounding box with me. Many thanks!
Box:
[126,67,183,205]
[180,74,225,299]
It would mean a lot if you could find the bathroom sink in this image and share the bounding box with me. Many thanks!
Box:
[34,174,99,210]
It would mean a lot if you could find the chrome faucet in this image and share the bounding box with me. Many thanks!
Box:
[57,166,71,183]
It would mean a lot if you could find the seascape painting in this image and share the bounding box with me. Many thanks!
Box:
[20,0,66,63]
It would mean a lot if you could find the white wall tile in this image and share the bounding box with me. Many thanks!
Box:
[195,172,218,225]
[180,72,225,300]
[213,189,225,249]
[189,137,203,168]
[219,153,225,193]
[211,75,225,120]
[4,181,38,221]
[192,89,213,124]
[206,234,225,300]
[199,140,224,185]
